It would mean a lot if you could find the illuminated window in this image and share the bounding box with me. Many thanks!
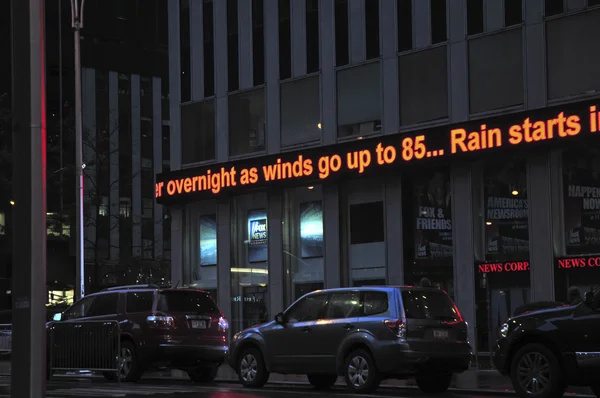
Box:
[120,199,131,218]
[98,196,109,216]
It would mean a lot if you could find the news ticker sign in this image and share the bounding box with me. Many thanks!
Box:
[477,255,600,274]
[155,99,600,205]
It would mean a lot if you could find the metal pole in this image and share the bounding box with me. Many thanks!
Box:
[71,0,86,300]
[10,0,47,396]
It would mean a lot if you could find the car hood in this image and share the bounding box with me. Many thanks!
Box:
[237,320,277,335]
[511,304,576,322]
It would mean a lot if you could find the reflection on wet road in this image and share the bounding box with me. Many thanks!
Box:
[0,378,513,398]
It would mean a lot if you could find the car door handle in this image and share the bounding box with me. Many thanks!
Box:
[343,323,353,330]
[302,326,311,332]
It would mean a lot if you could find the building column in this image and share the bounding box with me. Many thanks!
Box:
[348,0,366,63]
[385,179,404,285]
[108,71,120,260]
[131,75,142,259]
[527,153,555,302]
[217,200,232,321]
[483,0,504,32]
[291,0,307,77]
[268,191,284,317]
[152,77,164,260]
[238,0,253,89]
[524,0,546,110]
[82,68,96,262]
[380,0,399,135]
[265,0,281,154]
[323,184,341,288]
[319,0,337,145]
[189,0,204,100]
[413,0,431,49]
[447,0,469,123]
[214,0,229,162]
[451,163,477,351]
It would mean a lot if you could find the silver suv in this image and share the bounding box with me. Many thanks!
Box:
[228,286,471,393]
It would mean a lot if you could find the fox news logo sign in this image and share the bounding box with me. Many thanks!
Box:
[250,219,267,245]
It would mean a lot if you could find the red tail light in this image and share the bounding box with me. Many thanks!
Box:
[384,318,406,339]
[454,305,464,322]
[146,315,175,329]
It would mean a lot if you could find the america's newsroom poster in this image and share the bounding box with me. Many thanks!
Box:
[484,162,529,256]
[199,214,217,266]
[563,148,600,253]
[414,170,453,261]
[300,201,324,258]
[247,209,268,263]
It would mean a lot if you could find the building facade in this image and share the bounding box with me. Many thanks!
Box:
[163,0,600,361]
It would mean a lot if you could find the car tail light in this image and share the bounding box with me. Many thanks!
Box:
[384,318,406,339]
[146,315,175,329]
[218,316,229,332]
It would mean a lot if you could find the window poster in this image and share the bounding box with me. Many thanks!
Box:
[413,170,453,261]
[199,214,217,266]
[299,201,324,258]
[247,209,268,263]
[563,147,600,254]
[484,162,529,256]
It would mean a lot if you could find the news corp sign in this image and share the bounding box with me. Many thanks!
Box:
[556,255,600,269]
[477,256,600,274]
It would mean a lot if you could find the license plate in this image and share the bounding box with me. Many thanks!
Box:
[433,329,449,340]
[191,320,206,329]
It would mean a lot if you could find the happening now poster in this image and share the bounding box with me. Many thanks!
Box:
[199,214,217,266]
[414,170,453,261]
[563,148,600,253]
[484,162,529,256]
[299,201,324,259]
[247,209,268,263]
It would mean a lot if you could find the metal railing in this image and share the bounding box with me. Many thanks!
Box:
[48,320,121,377]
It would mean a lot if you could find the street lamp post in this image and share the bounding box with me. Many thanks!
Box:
[71,0,86,300]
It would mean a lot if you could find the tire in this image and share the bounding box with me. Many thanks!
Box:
[118,340,143,382]
[237,347,269,388]
[592,384,600,398]
[188,366,218,383]
[415,370,452,394]
[307,374,338,390]
[343,349,381,393]
[510,343,565,398]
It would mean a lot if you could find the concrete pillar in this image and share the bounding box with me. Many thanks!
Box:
[385,179,404,285]
[152,77,164,259]
[349,0,366,63]
[413,0,432,49]
[131,74,142,259]
[268,191,284,317]
[484,0,504,32]
[323,184,341,288]
[524,0,547,110]
[380,0,399,135]
[291,0,307,77]
[447,0,469,123]
[319,0,337,145]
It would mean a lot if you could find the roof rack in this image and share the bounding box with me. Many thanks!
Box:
[102,284,166,292]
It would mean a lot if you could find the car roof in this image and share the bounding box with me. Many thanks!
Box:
[303,285,446,294]
[84,285,212,297]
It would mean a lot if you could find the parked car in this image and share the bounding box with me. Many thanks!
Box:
[49,284,229,382]
[494,287,600,398]
[229,286,471,393]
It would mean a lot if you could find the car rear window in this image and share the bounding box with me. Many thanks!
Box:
[126,291,154,313]
[401,290,461,321]
[363,291,388,316]
[157,291,219,315]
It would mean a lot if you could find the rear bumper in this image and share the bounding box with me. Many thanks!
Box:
[142,344,229,368]
[374,340,472,375]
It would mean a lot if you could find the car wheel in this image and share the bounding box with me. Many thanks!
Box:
[237,348,269,388]
[510,343,565,398]
[591,383,600,398]
[307,374,338,390]
[343,349,380,393]
[415,370,452,394]
[188,366,218,383]
[118,340,143,382]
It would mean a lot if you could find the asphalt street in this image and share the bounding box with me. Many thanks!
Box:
[0,377,513,398]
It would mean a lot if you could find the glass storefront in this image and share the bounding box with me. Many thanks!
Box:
[282,186,325,307]
[230,193,269,334]
[184,204,218,298]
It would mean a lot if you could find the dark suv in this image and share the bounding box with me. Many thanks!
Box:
[49,285,229,382]
[494,287,600,398]
[229,286,471,393]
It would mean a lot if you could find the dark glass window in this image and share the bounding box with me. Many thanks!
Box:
[306,0,320,73]
[203,0,215,97]
[365,0,380,60]
[467,0,484,35]
[335,0,349,66]
[286,294,328,322]
[227,0,239,92]
[65,296,96,319]
[87,293,119,317]
[181,100,216,163]
[363,291,388,316]
[401,290,460,321]
[504,0,523,27]
[590,0,600,6]
[180,0,191,102]
[350,201,384,244]
[161,124,170,172]
[126,292,154,313]
[545,0,563,16]
[278,0,292,80]
[326,291,361,319]
[157,291,219,315]
[252,0,265,86]
[397,0,413,52]
[430,0,447,44]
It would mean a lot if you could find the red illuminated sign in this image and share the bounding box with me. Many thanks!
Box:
[556,255,600,269]
[156,100,600,205]
[478,261,530,274]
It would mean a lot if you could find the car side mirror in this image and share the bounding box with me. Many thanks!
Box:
[275,312,285,324]
[52,312,62,321]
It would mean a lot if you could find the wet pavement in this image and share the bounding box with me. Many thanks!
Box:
[0,377,521,398]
